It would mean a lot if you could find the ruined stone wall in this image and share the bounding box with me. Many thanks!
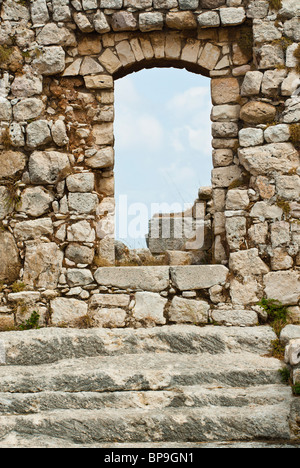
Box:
[0,0,299,330]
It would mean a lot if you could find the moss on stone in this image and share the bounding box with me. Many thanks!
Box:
[268,0,283,11]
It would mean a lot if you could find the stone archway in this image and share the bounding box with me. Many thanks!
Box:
[59,26,252,267]
[0,0,299,329]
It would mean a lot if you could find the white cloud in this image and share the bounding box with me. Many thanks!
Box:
[167,86,211,115]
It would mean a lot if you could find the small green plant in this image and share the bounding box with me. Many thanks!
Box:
[258,298,288,324]
[258,299,289,357]
[11,281,26,293]
[19,311,40,331]
[292,383,300,396]
[278,367,290,385]
[271,339,286,360]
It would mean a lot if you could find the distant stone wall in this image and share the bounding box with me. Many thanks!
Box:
[0,0,299,329]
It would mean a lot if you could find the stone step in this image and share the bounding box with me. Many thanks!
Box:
[0,385,292,415]
[0,352,284,394]
[0,404,292,444]
[0,325,277,366]
[1,434,299,449]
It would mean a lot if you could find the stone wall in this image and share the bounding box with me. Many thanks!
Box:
[0,0,299,329]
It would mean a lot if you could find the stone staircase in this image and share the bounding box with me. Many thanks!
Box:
[0,325,298,448]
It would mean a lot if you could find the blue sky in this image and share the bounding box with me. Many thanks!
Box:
[114,68,212,248]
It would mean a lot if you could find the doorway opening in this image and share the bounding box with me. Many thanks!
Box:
[114,68,213,266]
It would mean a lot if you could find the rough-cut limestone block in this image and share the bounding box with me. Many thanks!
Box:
[13,98,45,122]
[67,221,96,243]
[17,186,54,218]
[264,271,300,305]
[284,338,300,366]
[211,309,258,327]
[238,143,299,176]
[29,151,71,185]
[84,75,113,89]
[170,265,228,290]
[241,71,263,96]
[13,218,53,241]
[230,277,259,306]
[240,101,276,124]
[23,243,63,290]
[85,147,114,169]
[133,292,167,325]
[220,7,246,25]
[211,78,240,105]
[225,217,247,250]
[94,266,170,292]
[7,292,41,304]
[250,201,283,220]
[66,269,94,288]
[264,124,290,143]
[276,175,300,201]
[229,249,270,277]
[211,165,242,188]
[65,244,95,265]
[139,12,164,32]
[197,11,220,28]
[0,232,21,283]
[89,294,130,308]
[0,151,26,180]
[92,308,127,328]
[169,296,209,324]
[281,325,300,345]
[167,11,197,29]
[51,298,88,327]
[68,193,98,214]
[239,128,264,147]
[226,190,249,210]
[66,173,95,193]
[33,46,65,76]
[26,120,52,149]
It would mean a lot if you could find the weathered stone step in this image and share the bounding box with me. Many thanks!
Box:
[0,385,292,415]
[0,353,284,394]
[0,404,292,444]
[0,325,277,366]
[1,434,299,449]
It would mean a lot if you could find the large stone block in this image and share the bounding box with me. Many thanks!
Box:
[238,143,299,176]
[17,186,54,217]
[94,266,170,292]
[170,265,228,290]
[0,232,21,283]
[264,271,300,305]
[0,151,26,180]
[13,218,53,241]
[229,249,269,277]
[211,78,240,105]
[29,151,71,185]
[23,242,63,289]
[133,292,167,325]
[168,296,209,324]
[51,298,88,327]
[211,309,258,326]
[32,46,65,76]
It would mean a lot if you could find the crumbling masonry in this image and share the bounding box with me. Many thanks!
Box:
[0,0,299,331]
